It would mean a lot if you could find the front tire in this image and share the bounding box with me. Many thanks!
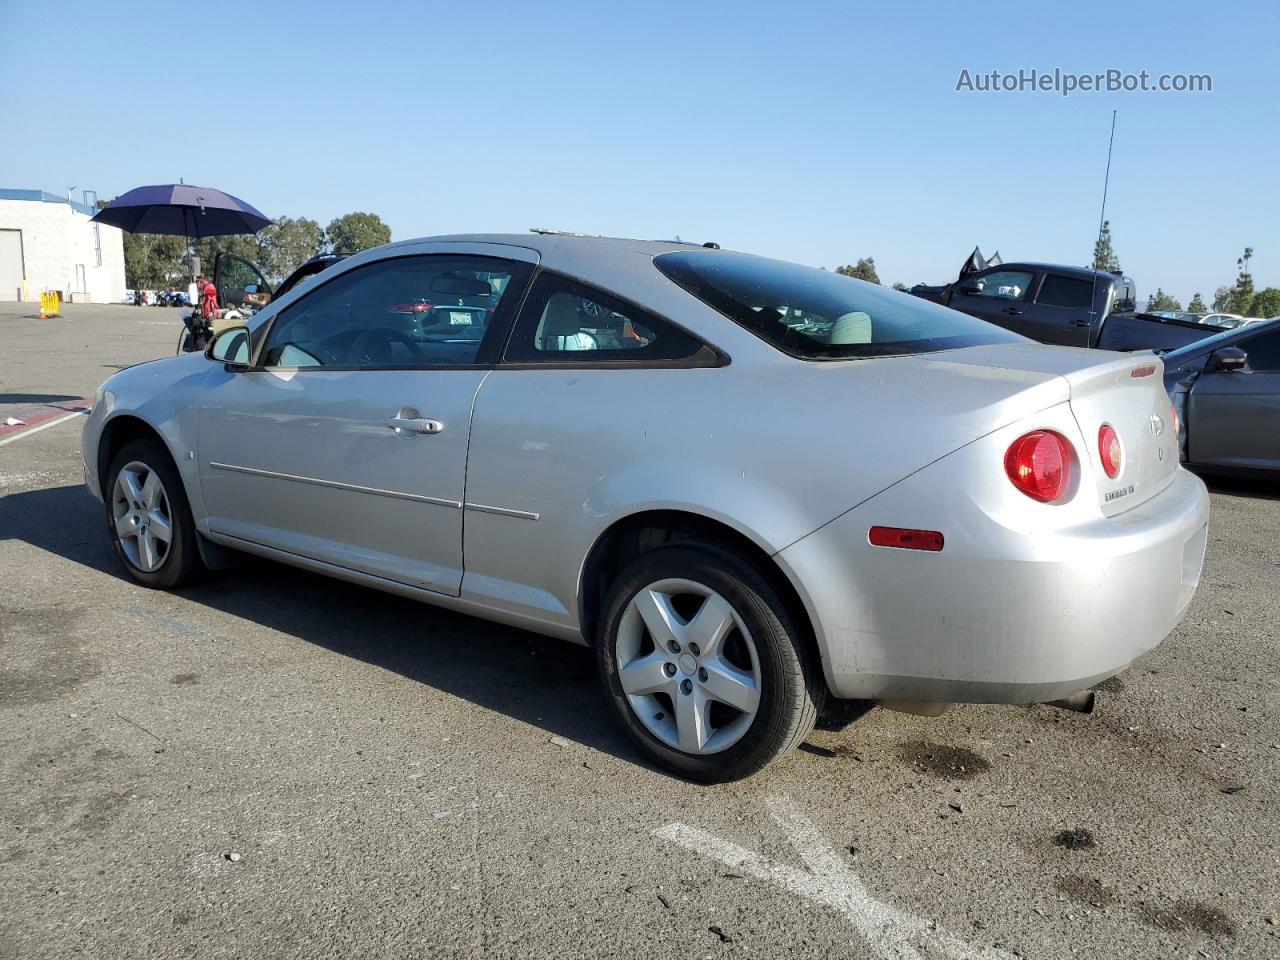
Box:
[596,543,823,782]
[105,438,203,589]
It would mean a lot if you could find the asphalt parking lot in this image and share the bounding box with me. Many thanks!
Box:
[2,301,1278,960]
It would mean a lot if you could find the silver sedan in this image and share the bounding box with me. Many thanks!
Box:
[82,234,1210,781]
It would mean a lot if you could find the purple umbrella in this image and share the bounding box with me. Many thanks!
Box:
[91,183,270,238]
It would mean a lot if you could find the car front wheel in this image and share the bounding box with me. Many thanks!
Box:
[105,438,202,589]
[596,543,823,782]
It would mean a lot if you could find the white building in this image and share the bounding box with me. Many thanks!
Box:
[0,188,126,303]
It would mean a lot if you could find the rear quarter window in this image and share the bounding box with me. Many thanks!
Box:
[655,250,1026,360]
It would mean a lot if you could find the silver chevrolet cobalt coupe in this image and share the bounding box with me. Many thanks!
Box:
[83,234,1209,781]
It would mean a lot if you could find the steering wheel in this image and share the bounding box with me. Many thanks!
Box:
[351,327,421,366]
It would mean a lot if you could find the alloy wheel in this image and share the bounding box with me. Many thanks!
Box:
[614,578,762,755]
[111,460,173,573]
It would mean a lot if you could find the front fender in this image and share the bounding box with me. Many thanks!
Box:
[83,354,214,525]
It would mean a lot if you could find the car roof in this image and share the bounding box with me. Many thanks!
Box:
[988,262,1129,282]
[382,232,722,260]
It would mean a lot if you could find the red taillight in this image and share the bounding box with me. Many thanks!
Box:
[1098,424,1122,478]
[1170,401,1180,439]
[868,526,944,551]
[1004,430,1073,502]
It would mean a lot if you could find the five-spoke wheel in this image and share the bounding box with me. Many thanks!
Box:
[111,460,174,572]
[616,578,761,755]
[598,543,822,782]
[105,438,203,588]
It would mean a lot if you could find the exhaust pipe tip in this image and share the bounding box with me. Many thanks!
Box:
[1045,690,1096,714]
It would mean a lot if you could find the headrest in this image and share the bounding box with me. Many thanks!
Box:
[540,293,585,338]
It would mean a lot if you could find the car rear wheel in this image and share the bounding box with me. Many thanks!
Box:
[106,438,202,589]
[596,543,823,782]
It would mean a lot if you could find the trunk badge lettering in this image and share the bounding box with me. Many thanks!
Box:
[1148,414,1165,437]
[1105,484,1136,503]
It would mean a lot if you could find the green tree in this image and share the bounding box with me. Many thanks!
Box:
[1187,292,1207,314]
[835,257,880,284]
[259,216,325,283]
[891,281,909,292]
[1225,247,1255,315]
[1091,220,1122,273]
[122,233,189,289]
[1248,287,1280,318]
[1146,288,1182,312]
[326,212,391,255]
[1212,286,1233,312]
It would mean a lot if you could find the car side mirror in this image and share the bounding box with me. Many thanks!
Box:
[958,283,983,296]
[207,325,251,368]
[1207,346,1248,373]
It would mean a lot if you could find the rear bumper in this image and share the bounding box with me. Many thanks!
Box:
[779,464,1209,703]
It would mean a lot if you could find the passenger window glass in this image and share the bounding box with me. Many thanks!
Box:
[1036,274,1095,309]
[1241,328,1280,371]
[261,255,530,368]
[969,270,1034,300]
[505,274,709,363]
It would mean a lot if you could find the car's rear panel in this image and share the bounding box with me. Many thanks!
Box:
[775,344,1209,703]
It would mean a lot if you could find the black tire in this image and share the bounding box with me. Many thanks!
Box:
[596,542,824,782]
[104,438,203,589]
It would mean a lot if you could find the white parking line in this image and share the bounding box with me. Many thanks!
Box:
[0,410,87,447]
[654,796,1015,960]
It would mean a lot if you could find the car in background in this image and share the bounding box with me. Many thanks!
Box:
[1208,315,1272,331]
[1164,317,1280,475]
[1196,312,1243,327]
[83,234,1209,781]
[913,262,1224,352]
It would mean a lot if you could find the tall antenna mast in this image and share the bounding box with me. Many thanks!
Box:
[1088,110,1118,322]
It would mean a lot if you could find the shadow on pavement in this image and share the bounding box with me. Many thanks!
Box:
[0,392,85,406]
[1,483,647,771]
[1197,471,1280,502]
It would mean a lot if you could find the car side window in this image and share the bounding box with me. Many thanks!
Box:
[260,255,531,369]
[1036,274,1095,309]
[1240,328,1280,371]
[503,273,713,364]
[968,270,1034,300]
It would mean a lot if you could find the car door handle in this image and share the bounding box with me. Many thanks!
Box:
[387,415,443,435]
[1003,307,1023,316]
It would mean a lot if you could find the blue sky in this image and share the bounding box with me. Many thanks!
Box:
[2,0,1275,302]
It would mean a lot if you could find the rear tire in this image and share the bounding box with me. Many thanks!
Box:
[105,438,203,589]
[596,542,823,782]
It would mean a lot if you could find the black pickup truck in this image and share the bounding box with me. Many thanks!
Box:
[911,261,1224,352]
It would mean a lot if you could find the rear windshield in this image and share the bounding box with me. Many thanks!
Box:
[655,251,1025,359]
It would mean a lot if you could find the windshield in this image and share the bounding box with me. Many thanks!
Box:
[655,250,1026,359]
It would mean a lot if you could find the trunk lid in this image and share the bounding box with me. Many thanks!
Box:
[1061,354,1178,516]
[925,343,1179,515]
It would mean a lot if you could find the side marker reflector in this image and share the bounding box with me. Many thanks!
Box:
[1130,365,1156,378]
[868,526,944,552]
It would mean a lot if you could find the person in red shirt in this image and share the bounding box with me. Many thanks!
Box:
[198,276,218,320]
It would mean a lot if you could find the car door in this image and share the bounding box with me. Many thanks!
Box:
[215,253,274,311]
[197,250,535,595]
[945,267,1038,333]
[1025,272,1097,346]
[460,271,722,629]
[1188,325,1280,470]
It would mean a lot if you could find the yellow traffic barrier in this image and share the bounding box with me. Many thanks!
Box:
[39,291,60,318]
